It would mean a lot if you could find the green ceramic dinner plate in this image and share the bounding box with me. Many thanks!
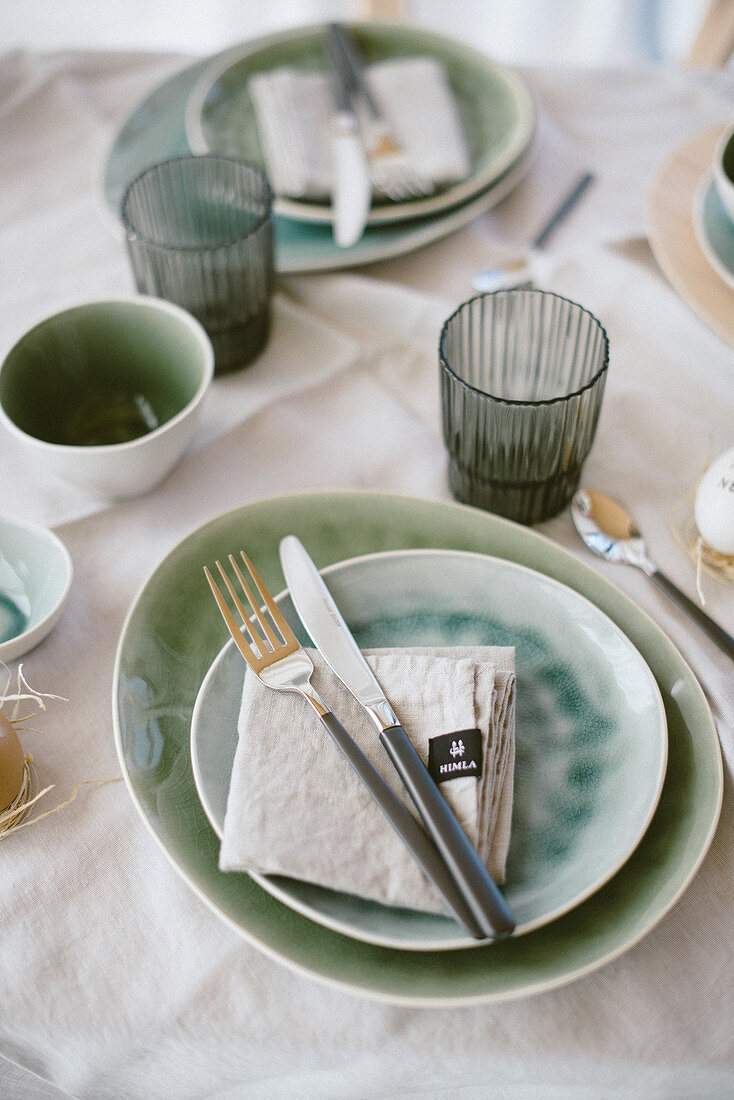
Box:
[184,22,535,226]
[112,491,722,1006]
[190,548,667,951]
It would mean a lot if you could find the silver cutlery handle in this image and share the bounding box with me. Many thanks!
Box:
[379,723,516,938]
[316,710,491,939]
[649,568,734,660]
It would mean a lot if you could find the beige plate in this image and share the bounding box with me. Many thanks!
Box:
[647,126,734,347]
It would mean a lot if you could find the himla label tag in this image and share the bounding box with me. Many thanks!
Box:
[428,728,483,784]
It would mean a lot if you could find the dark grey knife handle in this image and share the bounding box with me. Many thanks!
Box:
[650,568,734,660]
[324,24,354,113]
[379,724,516,938]
[328,23,381,119]
[317,711,489,939]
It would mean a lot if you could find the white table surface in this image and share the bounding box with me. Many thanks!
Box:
[1,46,733,1099]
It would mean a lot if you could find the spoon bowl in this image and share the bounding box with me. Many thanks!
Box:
[571,490,652,569]
[471,171,595,294]
[571,489,734,660]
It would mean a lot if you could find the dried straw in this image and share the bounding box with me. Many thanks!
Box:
[0,664,121,840]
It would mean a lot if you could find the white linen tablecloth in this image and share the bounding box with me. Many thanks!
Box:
[1,47,733,1099]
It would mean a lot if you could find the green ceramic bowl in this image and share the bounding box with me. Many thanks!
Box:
[0,298,214,499]
[0,513,73,661]
[713,124,734,224]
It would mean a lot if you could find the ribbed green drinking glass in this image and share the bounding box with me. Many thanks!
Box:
[122,155,273,375]
[439,289,609,524]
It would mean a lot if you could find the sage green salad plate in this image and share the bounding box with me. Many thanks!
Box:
[103,47,532,274]
[184,22,535,226]
[112,492,722,1006]
[190,548,667,952]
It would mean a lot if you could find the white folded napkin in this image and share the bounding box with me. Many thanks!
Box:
[219,646,515,916]
[248,56,472,200]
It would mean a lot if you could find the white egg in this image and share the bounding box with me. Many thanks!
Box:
[694,446,734,555]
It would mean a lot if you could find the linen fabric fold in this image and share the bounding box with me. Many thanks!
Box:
[248,56,471,200]
[219,646,515,916]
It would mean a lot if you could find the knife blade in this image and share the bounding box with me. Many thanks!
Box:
[278,535,516,939]
[325,24,372,248]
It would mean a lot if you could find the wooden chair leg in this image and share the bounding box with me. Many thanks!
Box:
[353,0,410,21]
[686,0,734,67]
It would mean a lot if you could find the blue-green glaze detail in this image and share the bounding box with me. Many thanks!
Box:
[112,491,723,1006]
[0,594,27,643]
[0,515,73,661]
[698,176,734,291]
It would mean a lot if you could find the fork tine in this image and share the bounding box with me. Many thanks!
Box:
[213,556,272,655]
[227,553,284,651]
[205,552,300,673]
[238,550,298,647]
[204,565,259,666]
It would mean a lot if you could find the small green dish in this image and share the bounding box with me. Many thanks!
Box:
[0,514,73,661]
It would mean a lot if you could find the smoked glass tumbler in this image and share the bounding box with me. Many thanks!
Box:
[439,290,609,524]
[122,156,273,375]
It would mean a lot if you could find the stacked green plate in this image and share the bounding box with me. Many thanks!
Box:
[190,547,668,952]
[113,491,722,1006]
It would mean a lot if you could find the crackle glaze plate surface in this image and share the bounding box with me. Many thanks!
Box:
[112,492,722,1006]
[190,548,667,952]
[184,22,535,226]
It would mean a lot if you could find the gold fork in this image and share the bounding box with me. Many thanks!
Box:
[204,550,489,939]
[326,23,434,202]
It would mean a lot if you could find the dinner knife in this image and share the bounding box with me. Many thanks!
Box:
[279,535,516,939]
[324,23,372,248]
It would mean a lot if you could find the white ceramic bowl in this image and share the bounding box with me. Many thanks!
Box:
[0,514,73,660]
[713,124,734,224]
[0,297,214,500]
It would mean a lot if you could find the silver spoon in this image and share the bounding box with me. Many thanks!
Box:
[571,489,734,660]
[472,171,595,293]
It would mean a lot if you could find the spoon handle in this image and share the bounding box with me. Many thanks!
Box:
[531,171,595,249]
[649,568,734,660]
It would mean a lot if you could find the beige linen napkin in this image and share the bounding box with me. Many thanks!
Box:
[248,56,471,200]
[219,646,515,916]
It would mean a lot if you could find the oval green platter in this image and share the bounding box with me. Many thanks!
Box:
[103,48,532,274]
[112,491,722,1006]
